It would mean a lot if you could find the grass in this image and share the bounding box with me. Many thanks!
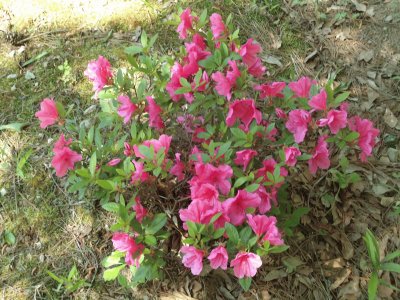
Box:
[0,0,311,298]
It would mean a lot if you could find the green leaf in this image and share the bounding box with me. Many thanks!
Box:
[96,180,115,191]
[0,122,28,132]
[333,92,350,106]
[186,221,197,237]
[363,229,380,269]
[4,231,16,245]
[55,101,66,118]
[89,152,97,177]
[141,30,148,48]
[125,45,143,55]
[138,145,153,159]
[21,50,48,67]
[368,272,378,300]
[245,183,259,193]
[234,177,248,188]
[146,213,167,235]
[16,148,32,179]
[238,277,252,291]
[103,265,125,281]
[225,223,239,245]
[344,131,360,142]
[383,250,400,262]
[102,252,124,268]
[216,141,231,158]
[102,202,119,212]
[47,270,64,284]
[213,228,225,239]
[381,263,400,273]
[297,153,312,161]
[269,245,289,254]
[144,235,157,246]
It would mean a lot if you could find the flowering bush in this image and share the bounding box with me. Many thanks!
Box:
[35,8,379,291]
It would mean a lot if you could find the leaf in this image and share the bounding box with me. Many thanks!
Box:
[0,122,28,132]
[125,45,143,55]
[383,250,400,262]
[238,277,252,291]
[101,202,119,212]
[333,92,350,106]
[140,30,148,48]
[102,251,124,268]
[96,180,115,191]
[368,272,379,300]
[146,213,167,235]
[225,223,239,245]
[186,221,197,237]
[234,177,248,188]
[363,229,380,269]
[47,270,64,284]
[138,145,153,159]
[344,132,360,142]
[89,152,97,177]
[144,235,157,246]
[381,263,400,273]
[4,231,16,245]
[216,141,231,158]
[269,245,289,254]
[21,51,48,67]
[16,148,33,179]
[213,228,225,239]
[103,265,125,281]
[245,183,259,193]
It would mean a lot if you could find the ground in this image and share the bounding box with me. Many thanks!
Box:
[0,0,399,299]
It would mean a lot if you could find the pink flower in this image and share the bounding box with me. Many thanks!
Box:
[171,153,185,181]
[117,95,137,124]
[275,108,287,119]
[124,142,134,156]
[247,214,284,245]
[107,158,121,166]
[212,60,241,100]
[180,199,228,229]
[226,99,262,131]
[308,89,327,111]
[54,134,72,151]
[208,246,228,270]
[247,58,266,78]
[132,197,147,223]
[285,109,311,143]
[308,135,330,175]
[234,149,258,171]
[288,76,316,98]
[222,190,261,226]
[256,186,276,214]
[317,109,347,134]
[239,39,265,77]
[256,158,288,185]
[284,147,301,167]
[84,56,113,94]
[348,116,380,162]
[35,98,59,128]
[177,8,196,39]
[133,135,172,159]
[166,62,186,102]
[189,163,233,195]
[146,96,164,130]
[190,183,219,203]
[180,246,204,275]
[239,38,262,67]
[230,252,262,278]
[112,232,144,267]
[51,135,82,177]
[210,13,225,40]
[131,160,150,184]
[255,82,286,99]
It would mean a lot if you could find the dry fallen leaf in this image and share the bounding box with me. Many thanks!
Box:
[340,233,354,260]
[330,268,351,290]
[351,0,367,12]
[337,277,361,300]
[264,269,288,281]
[358,50,374,62]
[160,292,197,300]
[262,55,283,68]
[384,108,398,128]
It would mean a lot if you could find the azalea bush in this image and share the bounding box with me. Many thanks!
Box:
[35,8,379,291]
